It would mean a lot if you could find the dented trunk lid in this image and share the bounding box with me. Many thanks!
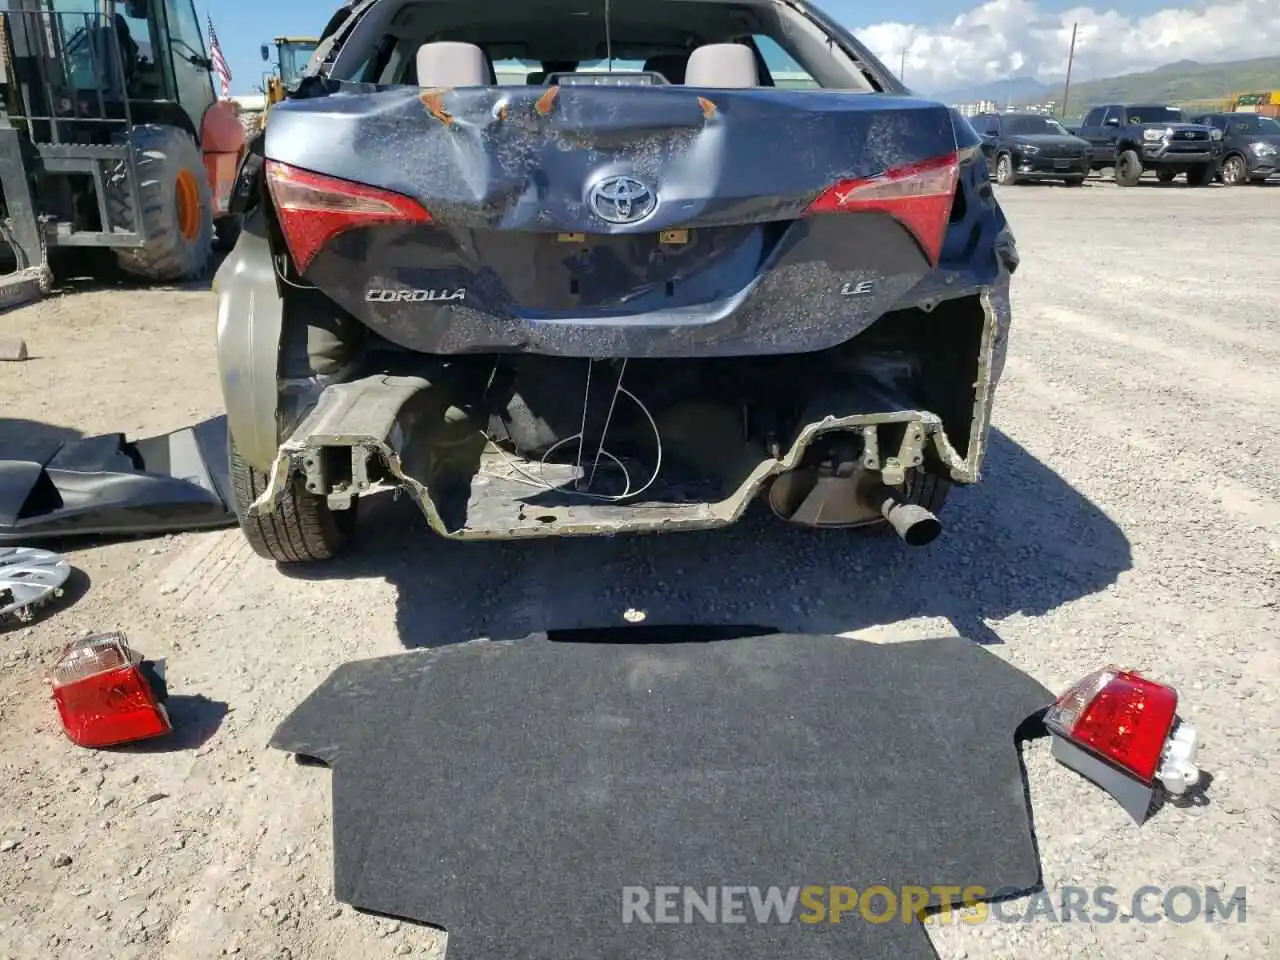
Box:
[263,84,963,357]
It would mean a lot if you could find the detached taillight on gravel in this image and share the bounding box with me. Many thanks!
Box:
[265,160,433,273]
[1046,665,1200,819]
[50,633,171,748]
[803,152,959,265]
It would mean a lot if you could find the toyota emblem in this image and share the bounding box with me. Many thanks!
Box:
[588,175,657,225]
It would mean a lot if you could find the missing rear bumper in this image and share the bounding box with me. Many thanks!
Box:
[248,290,1007,541]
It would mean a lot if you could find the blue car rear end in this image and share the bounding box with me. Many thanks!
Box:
[214,0,1018,563]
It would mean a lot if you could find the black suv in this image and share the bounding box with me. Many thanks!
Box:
[973,112,1091,185]
[1186,112,1280,185]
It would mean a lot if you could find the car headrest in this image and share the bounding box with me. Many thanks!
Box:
[643,54,688,85]
[416,41,490,87]
[683,43,758,88]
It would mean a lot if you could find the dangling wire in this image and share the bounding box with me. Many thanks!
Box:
[583,358,626,489]
[273,254,317,290]
[488,383,664,503]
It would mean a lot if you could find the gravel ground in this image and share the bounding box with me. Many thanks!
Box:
[0,179,1277,960]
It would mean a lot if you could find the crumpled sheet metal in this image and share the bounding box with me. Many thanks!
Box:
[264,83,959,232]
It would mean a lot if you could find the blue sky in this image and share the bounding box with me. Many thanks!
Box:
[201,0,1276,96]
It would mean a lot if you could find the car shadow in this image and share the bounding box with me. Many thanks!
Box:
[1138,178,1221,188]
[282,429,1133,649]
[1002,180,1096,188]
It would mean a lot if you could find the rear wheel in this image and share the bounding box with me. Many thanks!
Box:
[1063,175,1085,186]
[904,469,951,514]
[1114,149,1143,186]
[1186,164,1216,187]
[1156,168,1178,184]
[1220,154,1248,186]
[864,470,952,540]
[229,436,355,563]
[107,124,215,281]
[994,153,1018,186]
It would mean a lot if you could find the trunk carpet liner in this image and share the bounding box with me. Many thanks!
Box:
[270,632,1052,960]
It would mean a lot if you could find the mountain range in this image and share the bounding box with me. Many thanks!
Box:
[926,56,1280,115]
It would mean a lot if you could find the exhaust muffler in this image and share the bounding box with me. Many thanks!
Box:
[767,469,942,547]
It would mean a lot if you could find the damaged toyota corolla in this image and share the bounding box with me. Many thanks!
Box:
[215,0,1019,563]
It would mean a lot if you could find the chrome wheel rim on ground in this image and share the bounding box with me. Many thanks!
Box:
[0,546,72,622]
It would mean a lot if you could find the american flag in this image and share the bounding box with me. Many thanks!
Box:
[207,16,232,97]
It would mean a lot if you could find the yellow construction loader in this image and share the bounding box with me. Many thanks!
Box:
[1229,91,1280,117]
[261,36,319,106]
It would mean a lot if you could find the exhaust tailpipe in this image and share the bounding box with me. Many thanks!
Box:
[863,484,942,547]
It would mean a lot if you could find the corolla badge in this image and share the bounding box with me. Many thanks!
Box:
[589,176,657,224]
[366,288,465,302]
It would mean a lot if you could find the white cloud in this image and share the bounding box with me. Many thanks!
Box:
[855,0,1280,93]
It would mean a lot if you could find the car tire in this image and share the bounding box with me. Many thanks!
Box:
[107,124,215,282]
[863,470,952,540]
[1186,163,1216,187]
[904,469,951,514]
[994,153,1018,186]
[228,436,356,563]
[1155,169,1177,184]
[1063,175,1085,186]
[1114,149,1143,186]
[1220,154,1248,186]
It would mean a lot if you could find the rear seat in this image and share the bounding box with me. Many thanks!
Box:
[683,43,758,87]
[415,41,496,86]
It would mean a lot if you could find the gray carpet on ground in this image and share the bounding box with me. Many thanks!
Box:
[271,632,1051,960]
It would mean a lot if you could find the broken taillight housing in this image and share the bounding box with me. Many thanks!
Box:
[50,632,171,748]
[803,152,960,265]
[1044,665,1197,790]
[265,160,433,273]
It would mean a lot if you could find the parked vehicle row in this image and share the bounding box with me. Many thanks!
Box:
[976,102,1280,187]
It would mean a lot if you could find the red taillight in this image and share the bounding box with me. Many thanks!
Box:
[50,633,171,748]
[1044,666,1178,783]
[265,160,433,273]
[803,153,960,265]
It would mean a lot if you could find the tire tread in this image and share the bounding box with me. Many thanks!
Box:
[107,125,214,281]
[229,440,352,563]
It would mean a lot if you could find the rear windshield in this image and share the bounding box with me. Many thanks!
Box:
[1126,106,1183,124]
[1004,116,1070,136]
[330,0,884,92]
